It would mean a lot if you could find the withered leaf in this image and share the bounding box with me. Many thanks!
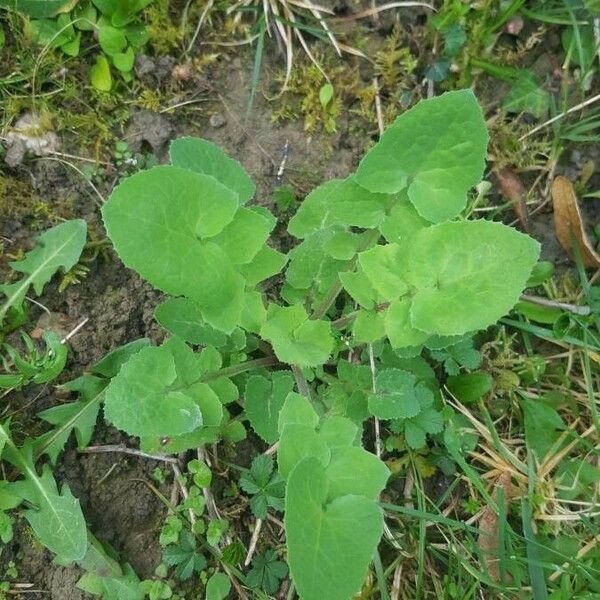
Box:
[551,175,600,268]
[478,471,512,582]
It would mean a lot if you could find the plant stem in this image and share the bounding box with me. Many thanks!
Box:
[201,355,280,381]
[291,364,311,399]
[78,444,179,464]
[311,229,381,321]
[332,302,391,330]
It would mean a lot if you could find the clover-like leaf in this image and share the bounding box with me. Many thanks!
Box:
[355,90,488,222]
[260,304,333,367]
[102,166,245,332]
[169,137,255,204]
[285,457,385,600]
[368,369,421,420]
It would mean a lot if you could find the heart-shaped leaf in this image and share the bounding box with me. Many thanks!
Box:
[285,458,385,600]
[355,90,488,223]
[102,166,245,332]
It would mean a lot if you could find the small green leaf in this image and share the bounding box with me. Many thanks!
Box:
[206,520,228,547]
[325,447,389,501]
[260,304,334,367]
[355,90,488,222]
[9,462,88,563]
[169,137,255,204]
[404,220,540,336]
[240,245,288,286]
[278,392,319,432]
[446,371,492,403]
[278,424,330,480]
[246,550,288,595]
[353,309,385,343]
[503,71,549,118]
[368,369,420,420]
[102,166,245,332]
[0,219,86,323]
[245,372,295,443]
[521,397,565,460]
[384,298,429,348]
[288,178,390,238]
[98,24,127,54]
[90,53,112,91]
[339,270,377,309]
[111,45,135,72]
[380,200,430,243]
[211,207,274,264]
[319,83,334,108]
[2,0,76,17]
[155,297,224,345]
[205,572,231,600]
[358,244,407,300]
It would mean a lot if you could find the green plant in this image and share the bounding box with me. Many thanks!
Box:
[3,0,154,90]
[0,219,87,329]
[92,89,543,599]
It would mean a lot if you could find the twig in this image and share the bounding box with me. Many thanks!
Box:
[244,518,263,566]
[391,563,402,600]
[519,91,600,141]
[373,77,384,136]
[186,0,214,54]
[403,470,414,508]
[79,444,179,464]
[61,317,89,344]
[172,462,196,525]
[96,463,118,486]
[265,442,279,456]
[291,364,311,399]
[519,294,591,316]
[24,296,51,316]
[36,156,106,206]
[331,1,435,21]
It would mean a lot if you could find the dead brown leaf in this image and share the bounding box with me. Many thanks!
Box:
[495,167,529,231]
[551,175,600,268]
[478,471,512,582]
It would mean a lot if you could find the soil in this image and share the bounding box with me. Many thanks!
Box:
[1,10,599,599]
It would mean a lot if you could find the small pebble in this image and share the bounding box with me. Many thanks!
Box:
[209,113,226,128]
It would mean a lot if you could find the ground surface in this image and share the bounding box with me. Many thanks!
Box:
[0,2,599,598]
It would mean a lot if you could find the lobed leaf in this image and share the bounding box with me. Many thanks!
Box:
[102,166,245,332]
[404,220,540,335]
[355,90,488,222]
[0,219,87,322]
[169,137,255,204]
[260,304,334,367]
[285,458,385,600]
[103,340,204,438]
